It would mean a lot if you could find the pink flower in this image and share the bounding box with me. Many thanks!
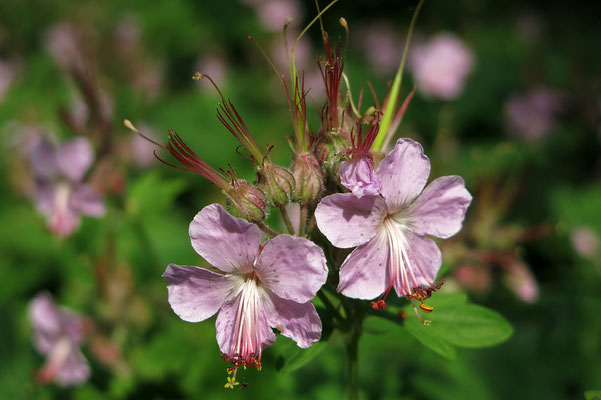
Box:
[505,87,563,141]
[571,226,600,259]
[409,33,474,100]
[355,23,403,75]
[245,0,303,32]
[30,137,105,237]
[339,119,382,198]
[163,204,327,385]
[315,139,472,317]
[503,260,538,303]
[29,292,90,386]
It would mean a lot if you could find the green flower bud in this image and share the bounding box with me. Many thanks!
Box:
[259,162,295,207]
[291,152,323,204]
[226,180,267,222]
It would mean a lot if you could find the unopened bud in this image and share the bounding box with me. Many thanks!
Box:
[316,133,349,175]
[259,162,295,207]
[364,106,376,118]
[291,152,323,204]
[339,17,348,33]
[227,180,267,222]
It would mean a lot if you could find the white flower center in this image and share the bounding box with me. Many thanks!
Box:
[229,273,263,368]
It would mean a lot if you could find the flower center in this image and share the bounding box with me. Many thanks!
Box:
[221,272,263,387]
[371,216,444,324]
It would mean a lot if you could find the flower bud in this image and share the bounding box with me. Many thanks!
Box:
[315,133,349,173]
[259,162,295,207]
[291,152,323,204]
[226,180,267,222]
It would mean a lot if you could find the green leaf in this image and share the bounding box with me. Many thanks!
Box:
[126,171,187,216]
[585,390,601,400]
[402,293,513,358]
[275,339,327,373]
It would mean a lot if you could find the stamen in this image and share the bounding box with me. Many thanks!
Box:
[222,274,264,381]
[378,217,444,320]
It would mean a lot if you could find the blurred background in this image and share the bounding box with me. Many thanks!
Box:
[1,0,600,399]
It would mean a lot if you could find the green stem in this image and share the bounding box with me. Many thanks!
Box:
[298,204,308,237]
[346,310,363,400]
[373,0,425,150]
[317,291,347,328]
[279,206,296,235]
[257,221,278,238]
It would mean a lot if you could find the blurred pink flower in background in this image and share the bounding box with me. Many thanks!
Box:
[29,292,90,386]
[505,87,563,141]
[44,23,87,73]
[130,123,159,168]
[244,0,303,32]
[114,18,164,100]
[503,260,539,303]
[454,264,492,294]
[571,226,600,259]
[355,23,403,76]
[409,32,475,100]
[30,136,105,237]
[195,54,228,89]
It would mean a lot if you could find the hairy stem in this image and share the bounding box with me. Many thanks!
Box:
[257,221,278,238]
[298,204,308,237]
[279,206,296,235]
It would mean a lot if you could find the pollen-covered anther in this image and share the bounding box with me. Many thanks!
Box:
[419,303,434,313]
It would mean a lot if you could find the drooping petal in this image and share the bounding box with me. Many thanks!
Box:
[376,138,430,212]
[401,233,442,291]
[255,235,327,303]
[263,294,322,348]
[30,138,57,180]
[315,193,387,248]
[339,157,382,198]
[55,349,90,387]
[69,184,106,217]
[215,295,276,356]
[189,204,259,274]
[29,293,61,354]
[56,137,94,182]
[337,232,389,299]
[408,175,472,239]
[163,264,242,323]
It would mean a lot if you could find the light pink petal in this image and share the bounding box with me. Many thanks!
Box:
[69,184,106,217]
[504,260,538,303]
[29,293,61,354]
[189,204,259,274]
[30,138,57,180]
[49,208,80,237]
[215,296,276,355]
[55,349,90,386]
[337,232,389,299]
[56,137,94,182]
[264,294,322,348]
[376,138,430,212]
[396,233,441,293]
[57,309,85,346]
[255,235,327,303]
[408,175,472,239]
[339,157,382,198]
[315,193,387,248]
[163,264,241,323]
